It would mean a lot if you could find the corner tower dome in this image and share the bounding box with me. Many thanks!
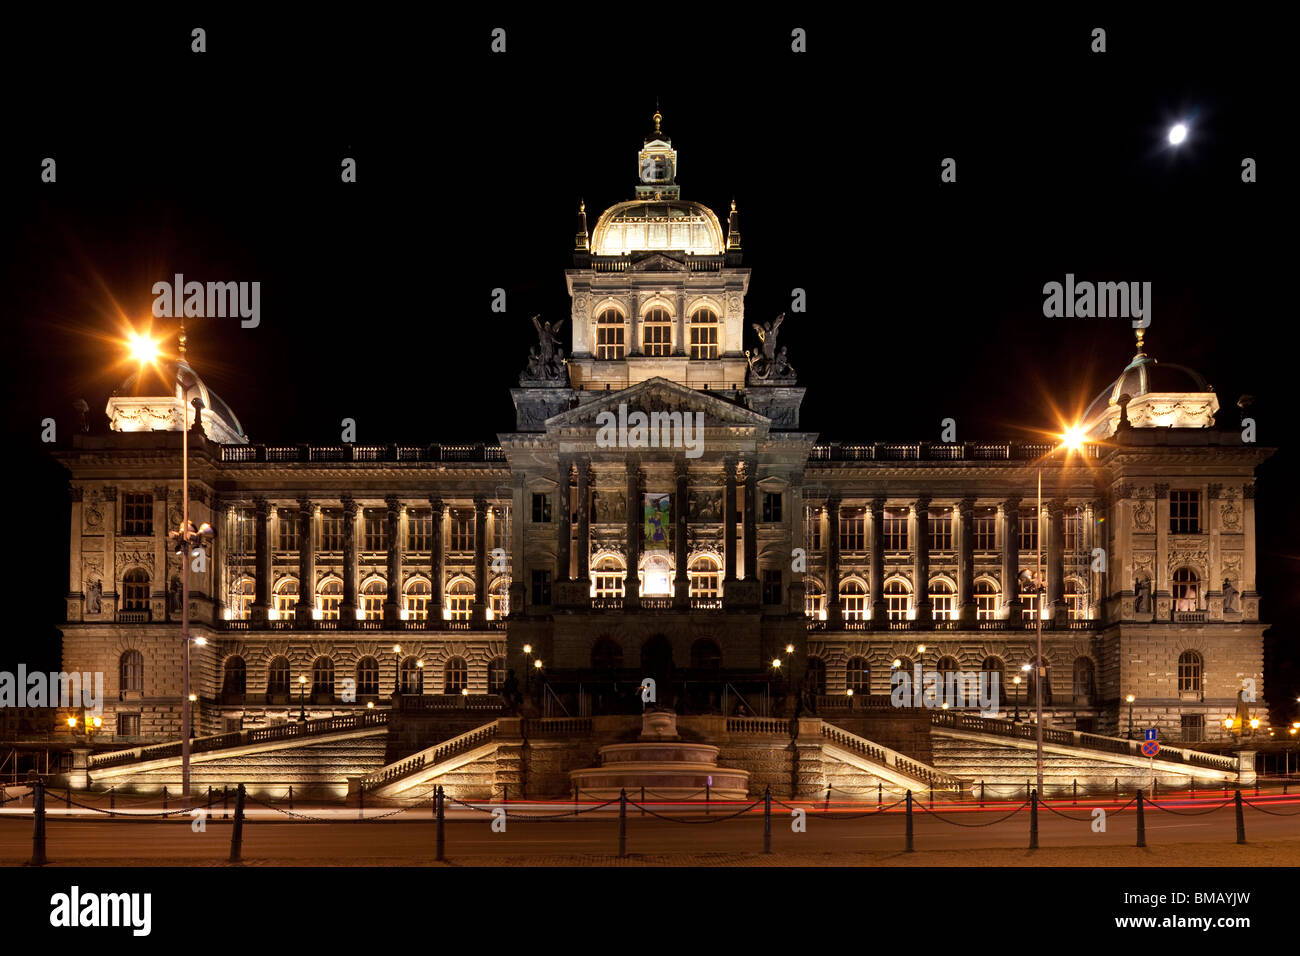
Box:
[1082,328,1218,437]
[589,110,725,257]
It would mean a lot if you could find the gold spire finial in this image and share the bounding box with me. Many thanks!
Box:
[579,198,585,214]
[730,198,736,213]
[178,319,187,358]
[652,108,662,135]
[1135,326,1145,354]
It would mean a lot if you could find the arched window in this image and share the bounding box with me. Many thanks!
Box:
[120,650,144,694]
[267,656,291,698]
[592,637,623,670]
[884,580,910,620]
[1173,568,1200,612]
[974,580,998,620]
[891,656,914,696]
[1072,656,1095,701]
[488,658,507,693]
[1064,579,1084,620]
[356,657,380,697]
[1177,650,1202,693]
[804,580,825,620]
[222,656,246,699]
[312,657,335,699]
[595,308,626,360]
[399,657,424,695]
[318,578,342,620]
[936,656,963,704]
[642,305,672,356]
[846,657,870,694]
[689,307,719,359]
[982,656,1007,703]
[929,579,955,620]
[230,575,254,620]
[446,577,474,620]
[690,639,722,670]
[593,556,626,599]
[274,577,298,620]
[405,578,431,620]
[805,657,827,695]
[489,578,509,620]
[840,578,867,620]
[362,578,386,621]
[122,569,151,611]
[688,555,720,599]
[641,554,671,596]
[444,657,468,694]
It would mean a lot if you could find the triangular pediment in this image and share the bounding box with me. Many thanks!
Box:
[545,377,770,430]
[626,253,689,273]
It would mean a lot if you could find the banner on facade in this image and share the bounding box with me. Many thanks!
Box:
[644,493,671,552]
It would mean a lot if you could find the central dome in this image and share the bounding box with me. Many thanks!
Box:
[590,199,724,256]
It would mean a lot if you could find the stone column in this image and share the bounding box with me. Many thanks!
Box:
[252,497,271,624]
[673,456,689,608]
[557,458,572,582]
[742,459,758,581]
[1002,497,1022,618]
[723,458,738,583]
[869,498,886,622]
[102,486,117,610]
[342,496,358,622]
[1087,498,1102,620]
[826,497,842,622]
[473,496,488,621]
[912,497,931,624]
[154,486,169,614]
[384,496,403,626]
[68,487,83,608]
[295,497,315,624]
[576,460,591,583]
[1047,499,1066,622]
[211,496,225,620]
[624,457,641,608]
[429,497,445,620]
[957,497,976,624]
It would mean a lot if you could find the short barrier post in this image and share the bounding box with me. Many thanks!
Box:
[878,782,883,807]
[1153,778,1158,800]
[1135,790,1146,848]
[1072,779,1078,805]
[1234,790,1246,845]
[641,785,645,816]
[1025,779,1030,801]
[573,785,578,811]
[905,790,914,852]
[358,785,365,820]
[1114,777,1119,798]
[1029,789,1039,850]
[618,789,627,859]
[65,788,71,809]
[763,786,772,854]
[705,783,711,815]
[222,786,229,820]
[1254,780,1259,797]
[502,783,508,805]
[229,783,246,863]
[435,786,445,861]
[1191,779,1195,799]
[29,780,47,867]
[288,785,294,814]
[979,780,985,807]
[929,784,934,809]
[824,785,831,811]
[109,787,116,818]
[163,786,168,811]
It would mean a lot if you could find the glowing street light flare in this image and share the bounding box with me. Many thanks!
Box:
[1168,123,1188,145]
[126,330,161,366]
[1061,424,1087,452]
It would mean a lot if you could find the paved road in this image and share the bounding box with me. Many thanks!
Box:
[1,794,1296,864]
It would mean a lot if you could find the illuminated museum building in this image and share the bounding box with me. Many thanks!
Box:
[55,115,1271,749]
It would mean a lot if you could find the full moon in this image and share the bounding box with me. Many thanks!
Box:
[1168,123,1188,145]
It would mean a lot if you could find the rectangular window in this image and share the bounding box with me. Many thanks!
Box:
[233,509,256,553]
[319,510,343,552]
[1063,510,1084,552]
[407,509,431,552]
[1170,490,1200,534]
[450,513,475,552]
[277,509,298,552]
[883,509,908,551]
[531,569,552,606]
[839,513,865,551]
[762,569,783,605]
[532,493,552,523]
[974,508,997,550]
[1018,510,1039,552]
[117,713,141,737]
[762,492,782,523]
[1180,714,1205,743]
[689,321,719,359]
[642,320,671,356]
[929,511,953,550]
[121,493,153,536]
[492,506,510,554]
[363,509,387,551]
[810,512,822,551]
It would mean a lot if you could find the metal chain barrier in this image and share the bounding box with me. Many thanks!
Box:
[627,797,762,823]
[1146,797,1234,816]
[62,790,223,818]
[915,799,1028,827]
[445,792,618,822]
[772,794,908,819]
[1241,797,1300,817]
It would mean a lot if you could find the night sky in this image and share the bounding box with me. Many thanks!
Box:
[4,13,1293,717]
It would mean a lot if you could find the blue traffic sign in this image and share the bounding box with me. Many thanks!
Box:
[1144,728,1158,741]
[1141,739,1160,758]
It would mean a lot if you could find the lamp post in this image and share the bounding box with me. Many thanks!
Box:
[1126,694,1136,739]
[784,643,795,692]
[523,643,534,691]
[392,643,403,698]
[297,675,307,722]
[1013,674,1022,722]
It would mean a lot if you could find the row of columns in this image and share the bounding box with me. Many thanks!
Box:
[822,496,1076,623]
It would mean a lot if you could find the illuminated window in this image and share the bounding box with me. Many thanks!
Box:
[450,513,474,552]
[405,578,431,620]
[839,512,865,551]
[1064,579,1084,620]
[883,509,908,551]
[846,657,870,694]
[407,509,431,552]
[1170,490,1200,534]
[444,657,467,694]
[489,578,509,619]
[122,568,151,611]
[840,578,867,620]
[233,509,255,553]
[929,510,953,550]
[361,578,386,620]
[277,509,298,552]
[929,579,954,620]
[1063,509,1084,552]
[642,554,671,596]
[488,658,507,693]
[1173,567,1199,612]
[642,306,672,356]
[595,308,626,360]
[267,657,290,698]
[399,657,423,695]
[363,509,387,552]
[1020,571,1039,619]
[973,507,997,550]
[319,509,343,552]
[312,657,334,699]
[447,577,474,620]
[809,511,822,551]
[689,308,719,359]
[492,506,510,553]
[121,493,153,536]
[1018,510,1039,552]
[355,657,379,697]
[593,556,626,598]
[318,578,342,620]
[975,580,998,620]
[884,580,909,620]
[120,650,144,693]
[804,581,825,619]
[274,578,299,619]
[229,576,254,620]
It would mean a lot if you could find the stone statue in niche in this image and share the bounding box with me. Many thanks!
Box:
[85,579,102,614]
[1134,575,1152,614]
[1222,578,1240,613]
[1133,501,1153,531]
[73,398,89,433]
[520,316,567,384]
[689,491,720,521]
[593,492,625,524]
[168,576,183,613]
